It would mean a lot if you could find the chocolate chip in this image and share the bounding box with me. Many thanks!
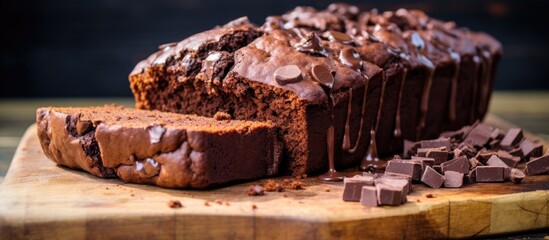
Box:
[274,65,303,85]
[325,30,353,44]
[76,120,92,136]
[409,31,425,50]
[311,64,334,89]
[339,46,362,70]
[201,51,223,81]
[147,124,166,144]
[295,32,328,57]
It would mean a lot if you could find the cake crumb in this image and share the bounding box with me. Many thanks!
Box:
[105,187,109,190]
[224,201,231,206]
[416,199,421,202]
[204,201,211,206]
[214,199,224,205]
[289,180,304,190]
[283,194,288,198]
[168,200,183,208]
[426,194,435,198]
[323,187,330,192]
[213,111,232,120]
[264,179,284,192]
[247,185,265,196]
[252,204,257,210]
[130,194,135,197]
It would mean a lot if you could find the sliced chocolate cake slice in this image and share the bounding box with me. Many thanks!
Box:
[36,105,282,189]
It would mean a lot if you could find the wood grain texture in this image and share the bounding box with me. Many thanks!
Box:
[0,115,548,240]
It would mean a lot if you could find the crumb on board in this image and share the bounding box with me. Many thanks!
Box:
[168,200,183,208]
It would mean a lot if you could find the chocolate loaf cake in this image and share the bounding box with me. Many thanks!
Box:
[36,106,282,188]
[129,4,502,176]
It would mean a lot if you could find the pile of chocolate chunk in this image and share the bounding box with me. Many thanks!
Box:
[342,122,548,207]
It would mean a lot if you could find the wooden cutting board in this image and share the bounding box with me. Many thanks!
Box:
[1,115,548,240]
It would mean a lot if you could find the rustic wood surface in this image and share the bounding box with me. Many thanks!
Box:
[0,114,548,240]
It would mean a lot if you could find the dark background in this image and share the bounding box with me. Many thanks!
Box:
[2,0,548,98]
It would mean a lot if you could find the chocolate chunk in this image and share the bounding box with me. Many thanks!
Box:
[496,150,520,168]
[500,128,524,150]
[440,156,470,174]
[295,32,328,57]
[376,176,410,203]
[463,123,494,148]
[520,139,543,159]
[403,139,420,158]
[476,149,495,163]
[508,147,523,158]
[76,119,92,136]
[201,51,223,81]
[486,154,514,168]
[420,138,451,150]
[339,46,362,70]
[524,154,549,176]
[488,139,500,149]
[417,147,448,165]
[439,126,468,141]
[464,169,476,184]
[360,186,378,207]
[457,143,478,159]
[490,128,505,140]
[274,65,303,85]
[476,166,505,182]
[147,124,166,144]
[421,166,445,188]
[376,183,404,206]
[311,64,334,89]
[468,157,483,169]
[411,156,435,170]
[509,168,525,184]
[385,160,423,181]
[443,171,464,188]
[383,172,413,190]
[324,30,354,44]
[342,175,375,201]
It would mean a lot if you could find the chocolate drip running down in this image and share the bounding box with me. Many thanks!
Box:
[342,74,371,153]
[313,64,346,181]
[394,69,408,138]
[448,51,461,122]
[416,55,436,140]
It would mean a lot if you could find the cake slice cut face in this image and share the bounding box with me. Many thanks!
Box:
[36,106,282,189]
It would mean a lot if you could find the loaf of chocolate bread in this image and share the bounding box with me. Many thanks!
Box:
[36,106,282,188]
[129,4,502,176]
